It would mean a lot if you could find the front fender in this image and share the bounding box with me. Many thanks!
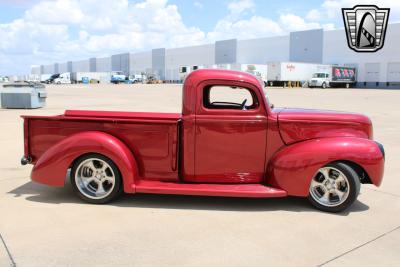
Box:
[31,131,138,193]
[266,137,384,196]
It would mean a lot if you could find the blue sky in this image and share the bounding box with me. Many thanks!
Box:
[0,0,398,75]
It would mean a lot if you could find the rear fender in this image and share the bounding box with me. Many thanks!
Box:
[31,131,138,193]
[266,137,384,196]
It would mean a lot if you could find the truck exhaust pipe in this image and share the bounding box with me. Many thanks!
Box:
[21,156,32,165]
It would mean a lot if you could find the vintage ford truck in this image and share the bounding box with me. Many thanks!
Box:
[21,69,385,212]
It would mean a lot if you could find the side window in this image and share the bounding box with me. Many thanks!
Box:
[203,85,258,110]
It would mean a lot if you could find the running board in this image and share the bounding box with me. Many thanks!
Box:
[135,180,287,198]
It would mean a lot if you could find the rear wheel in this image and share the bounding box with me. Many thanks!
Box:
[71,153,122,204]
[308,162,360,212]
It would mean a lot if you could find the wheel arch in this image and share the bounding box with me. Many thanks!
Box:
[335,160,372,184]
[266,137,384,196]
[31,131,138,193]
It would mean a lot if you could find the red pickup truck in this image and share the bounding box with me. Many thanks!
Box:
[21,69,385,212]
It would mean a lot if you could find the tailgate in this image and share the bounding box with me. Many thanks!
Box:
[21,114,64,164]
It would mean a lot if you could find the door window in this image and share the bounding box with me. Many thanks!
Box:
[203,85,258,110]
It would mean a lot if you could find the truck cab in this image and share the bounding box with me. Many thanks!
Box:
[45,73,60,84]
[21,69,384,212]
[53,72,71,84]
[110,71,127,84]
[309,72,330,88]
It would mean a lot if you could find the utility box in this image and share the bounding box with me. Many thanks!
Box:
[1,83,47,109]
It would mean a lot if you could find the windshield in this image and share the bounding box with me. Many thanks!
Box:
[313,73,327,78]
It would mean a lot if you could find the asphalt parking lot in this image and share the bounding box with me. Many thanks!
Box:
[0,83,399,267]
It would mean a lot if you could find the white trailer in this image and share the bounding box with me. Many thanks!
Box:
[177,63,267,84]
[238,64,268,85]
[267,62,330,87]
[71,72,111,83]
[40,74,52,83]
[309,66,357,88]
[26,75,40,83]
[211,63,268,85]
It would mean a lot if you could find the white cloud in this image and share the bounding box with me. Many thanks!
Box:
[194,1,203,9]
[207,16,283,41]
[279,13,321,32]
[25,0,84,24]
[227,0,254,15]
[208,1,329,41]
[306,9,321,21]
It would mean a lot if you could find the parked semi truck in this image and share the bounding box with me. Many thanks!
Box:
[0,76,10,82]
[267,62,331,87]
[20,69,384,212]
[309,66,357,88]
[110,71,127,84]
[44,74,60,84]
[53,72,72,84]
[127,74,146,84]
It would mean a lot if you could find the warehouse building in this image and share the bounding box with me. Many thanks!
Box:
[32,22,400,88]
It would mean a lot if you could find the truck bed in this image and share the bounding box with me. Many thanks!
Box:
[22,110,181,181]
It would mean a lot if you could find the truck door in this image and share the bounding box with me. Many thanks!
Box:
[190,82,267,184]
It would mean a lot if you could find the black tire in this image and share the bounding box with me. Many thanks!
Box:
[308,162,361,213]
[70,153,123,204]
[322,82,327,89]
[346,83,350,88]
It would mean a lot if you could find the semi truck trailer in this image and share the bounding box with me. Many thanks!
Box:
[72,72,111,84]
[267,62,331,87]
[309,66,357,88]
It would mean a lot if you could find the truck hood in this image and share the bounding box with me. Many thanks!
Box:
[276,108,372,145]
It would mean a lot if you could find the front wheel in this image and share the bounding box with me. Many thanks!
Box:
[322,82,327,89]
[308,162,360,212]
[71,153,123,204]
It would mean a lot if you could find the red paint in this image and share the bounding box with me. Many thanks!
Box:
[277,108,373,144]
[31,131,138,193]
[135,180,287,198]
[21,69,385,199]
[286,64,295,71]
[266,137,384,196]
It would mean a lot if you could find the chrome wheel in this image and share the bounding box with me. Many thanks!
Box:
[74,158,116,200]
[309,167,350,207]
